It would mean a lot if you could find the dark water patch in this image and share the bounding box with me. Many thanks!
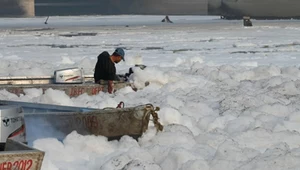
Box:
[262,42,300,48]
[231,49,300,54]
[15,28,55,32]
[197,38,215,42]
[102,44,132,51]
[7,44,132,50]
[59,32,97,37]
[173,49,194,53]
[172,48,210,53]
[230,50,276,54]
[104,43,123,47]
[231,51,265,54]
[261,45,271,48]
[275,42,300,48]
[8,44,100,48]
[142,47,164,50]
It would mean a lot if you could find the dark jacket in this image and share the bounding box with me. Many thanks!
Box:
[94,51,116,83]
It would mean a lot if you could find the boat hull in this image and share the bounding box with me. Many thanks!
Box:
[0,82,130,97]
[0,100,162,143]
[0,75,130,97]
[24,105,154,141]
[0,139,44,170]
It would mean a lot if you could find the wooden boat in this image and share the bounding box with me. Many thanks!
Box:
[0,75,130,97]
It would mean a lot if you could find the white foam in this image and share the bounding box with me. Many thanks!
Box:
[1,16,300,170]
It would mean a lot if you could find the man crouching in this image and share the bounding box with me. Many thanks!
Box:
[94,48,125,93]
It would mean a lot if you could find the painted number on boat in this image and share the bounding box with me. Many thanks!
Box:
[75,115,99,129]
[0,159,32,170]
[91,87,103,95]
[69,87,85,96]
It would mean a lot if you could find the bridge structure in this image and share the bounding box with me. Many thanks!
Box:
[0,0,34,17]
[0,0,208,17]
[1,0,300,19]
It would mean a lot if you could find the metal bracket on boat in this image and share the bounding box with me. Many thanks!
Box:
[142,104,163,133]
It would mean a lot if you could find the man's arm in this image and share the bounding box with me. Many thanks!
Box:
[107,66,116,94]
[108,80,114,94]
[107,71,115,94]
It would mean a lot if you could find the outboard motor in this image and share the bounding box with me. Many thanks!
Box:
[0,105,26,151]
[243,16,253,27]
[54,67,84,84]
[124,64,147,81]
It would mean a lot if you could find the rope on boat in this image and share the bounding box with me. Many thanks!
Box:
[143,104,163,133]
[106,102,163,133]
